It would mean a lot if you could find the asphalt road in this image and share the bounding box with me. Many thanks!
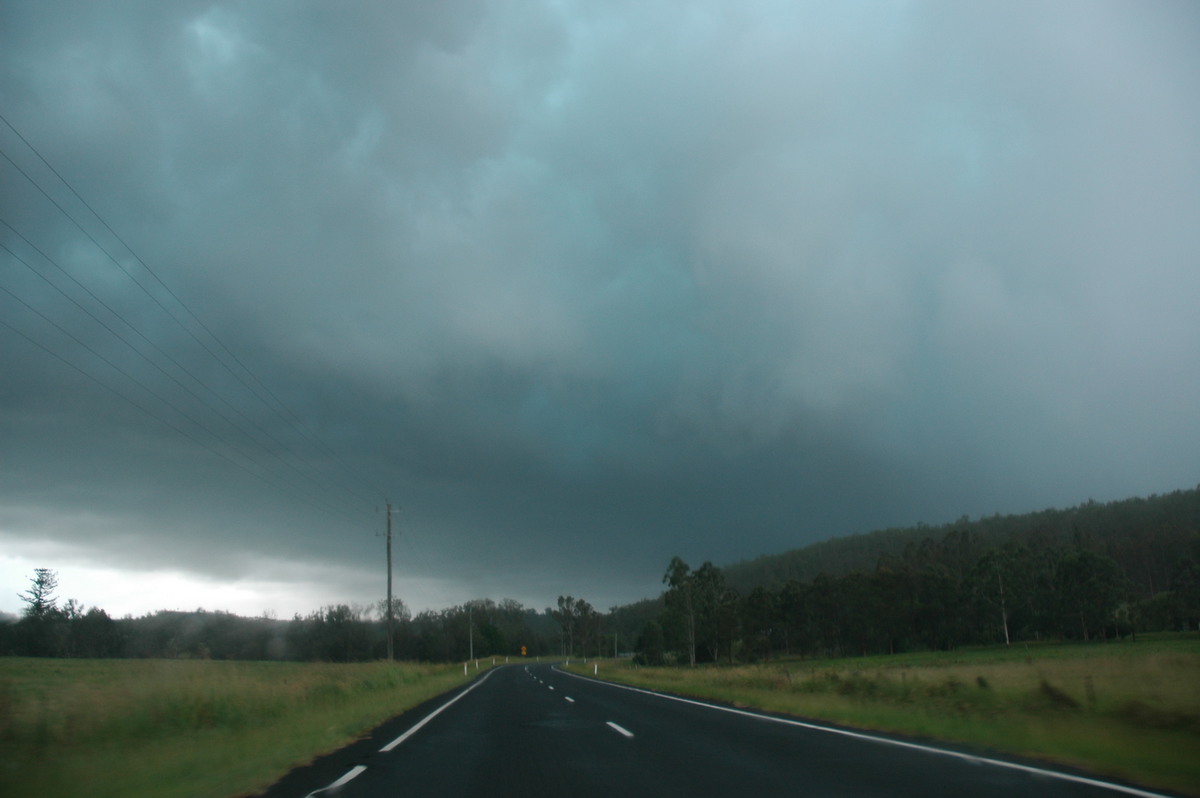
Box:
[271,662,1175,798]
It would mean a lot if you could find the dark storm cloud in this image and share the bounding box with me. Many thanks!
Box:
[2,1,1198,614]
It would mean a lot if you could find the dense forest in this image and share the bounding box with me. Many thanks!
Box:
[722,487,1200,599]
[636,487,1200,664]
[4,487,1198,664]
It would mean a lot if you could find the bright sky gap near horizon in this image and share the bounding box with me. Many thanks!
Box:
[2,2,1198,620]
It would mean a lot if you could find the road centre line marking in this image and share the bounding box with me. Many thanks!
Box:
[549,685,555,690]
[379,668,497,753]
[554,668,1170,798]
[304,765,366,798]
[565,696,575,703]
[606,721,635,738]
[308,671,497,795]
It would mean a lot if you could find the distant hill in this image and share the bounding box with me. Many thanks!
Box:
[721,485,1200,599]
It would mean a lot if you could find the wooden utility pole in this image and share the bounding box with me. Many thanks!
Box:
[386,502,395,662]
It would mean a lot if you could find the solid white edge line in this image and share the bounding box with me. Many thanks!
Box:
[606,721,635,738]
[554,667,1171,798]
[379,668,497,753]
[304,764,366,797]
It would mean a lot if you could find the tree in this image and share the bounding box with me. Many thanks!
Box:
[691,561,732,663]
[913,565,961,651]
[838,571,880,656]
[777,579,812,656]
[17,569,65,656]
[551,597,601,658]
[970,548,1019,646]
[635,620,665,665]
[691,559,724,657]
[662,557,696,666]
[552,595,578,656]
[1055,550,1128,640]
[72,607,119,659]
[741,586,777,661]
[808,573,845,656]
[574,599,601,658]
[288,604,372,662]
[19,568,58,619]
[1169,558,1200,631]
[873,566,918,655]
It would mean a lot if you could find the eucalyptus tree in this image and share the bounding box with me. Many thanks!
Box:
[663,557,697,666]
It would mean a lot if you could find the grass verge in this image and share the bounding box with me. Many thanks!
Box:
[567,636,1200,797]
[0,658,483,798]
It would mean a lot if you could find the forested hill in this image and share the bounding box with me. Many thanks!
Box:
[722,486,1200,600]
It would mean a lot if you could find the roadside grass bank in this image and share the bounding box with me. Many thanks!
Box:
[0,657,482,798]
[566,636,1200,797]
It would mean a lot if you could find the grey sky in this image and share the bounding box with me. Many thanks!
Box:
[2,1,1198,617]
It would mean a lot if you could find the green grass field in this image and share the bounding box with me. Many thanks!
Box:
[0,658,482,798]
[569,636,1200,797]
[4,643,1196,796]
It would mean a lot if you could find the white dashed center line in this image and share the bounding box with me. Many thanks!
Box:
[606,721,634,738]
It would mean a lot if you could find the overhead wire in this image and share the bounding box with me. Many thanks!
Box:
[0,144,378,515]
[0,110,390,503]
[0,115,390,528]
[0,282,355,523]
[0,219,380,515]
[0,226,371,524]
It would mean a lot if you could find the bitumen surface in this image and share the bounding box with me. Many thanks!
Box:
[259,662,1179,798]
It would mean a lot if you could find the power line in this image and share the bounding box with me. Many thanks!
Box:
[0,230,371,517]
[0,118,385,505]
[0,310,354,523]
[0,114,389,515]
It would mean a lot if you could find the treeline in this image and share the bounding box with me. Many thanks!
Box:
[0,569,572,662]
[6,487,1199,665]
[635,490,1200,665]
[723,488,1200,600]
